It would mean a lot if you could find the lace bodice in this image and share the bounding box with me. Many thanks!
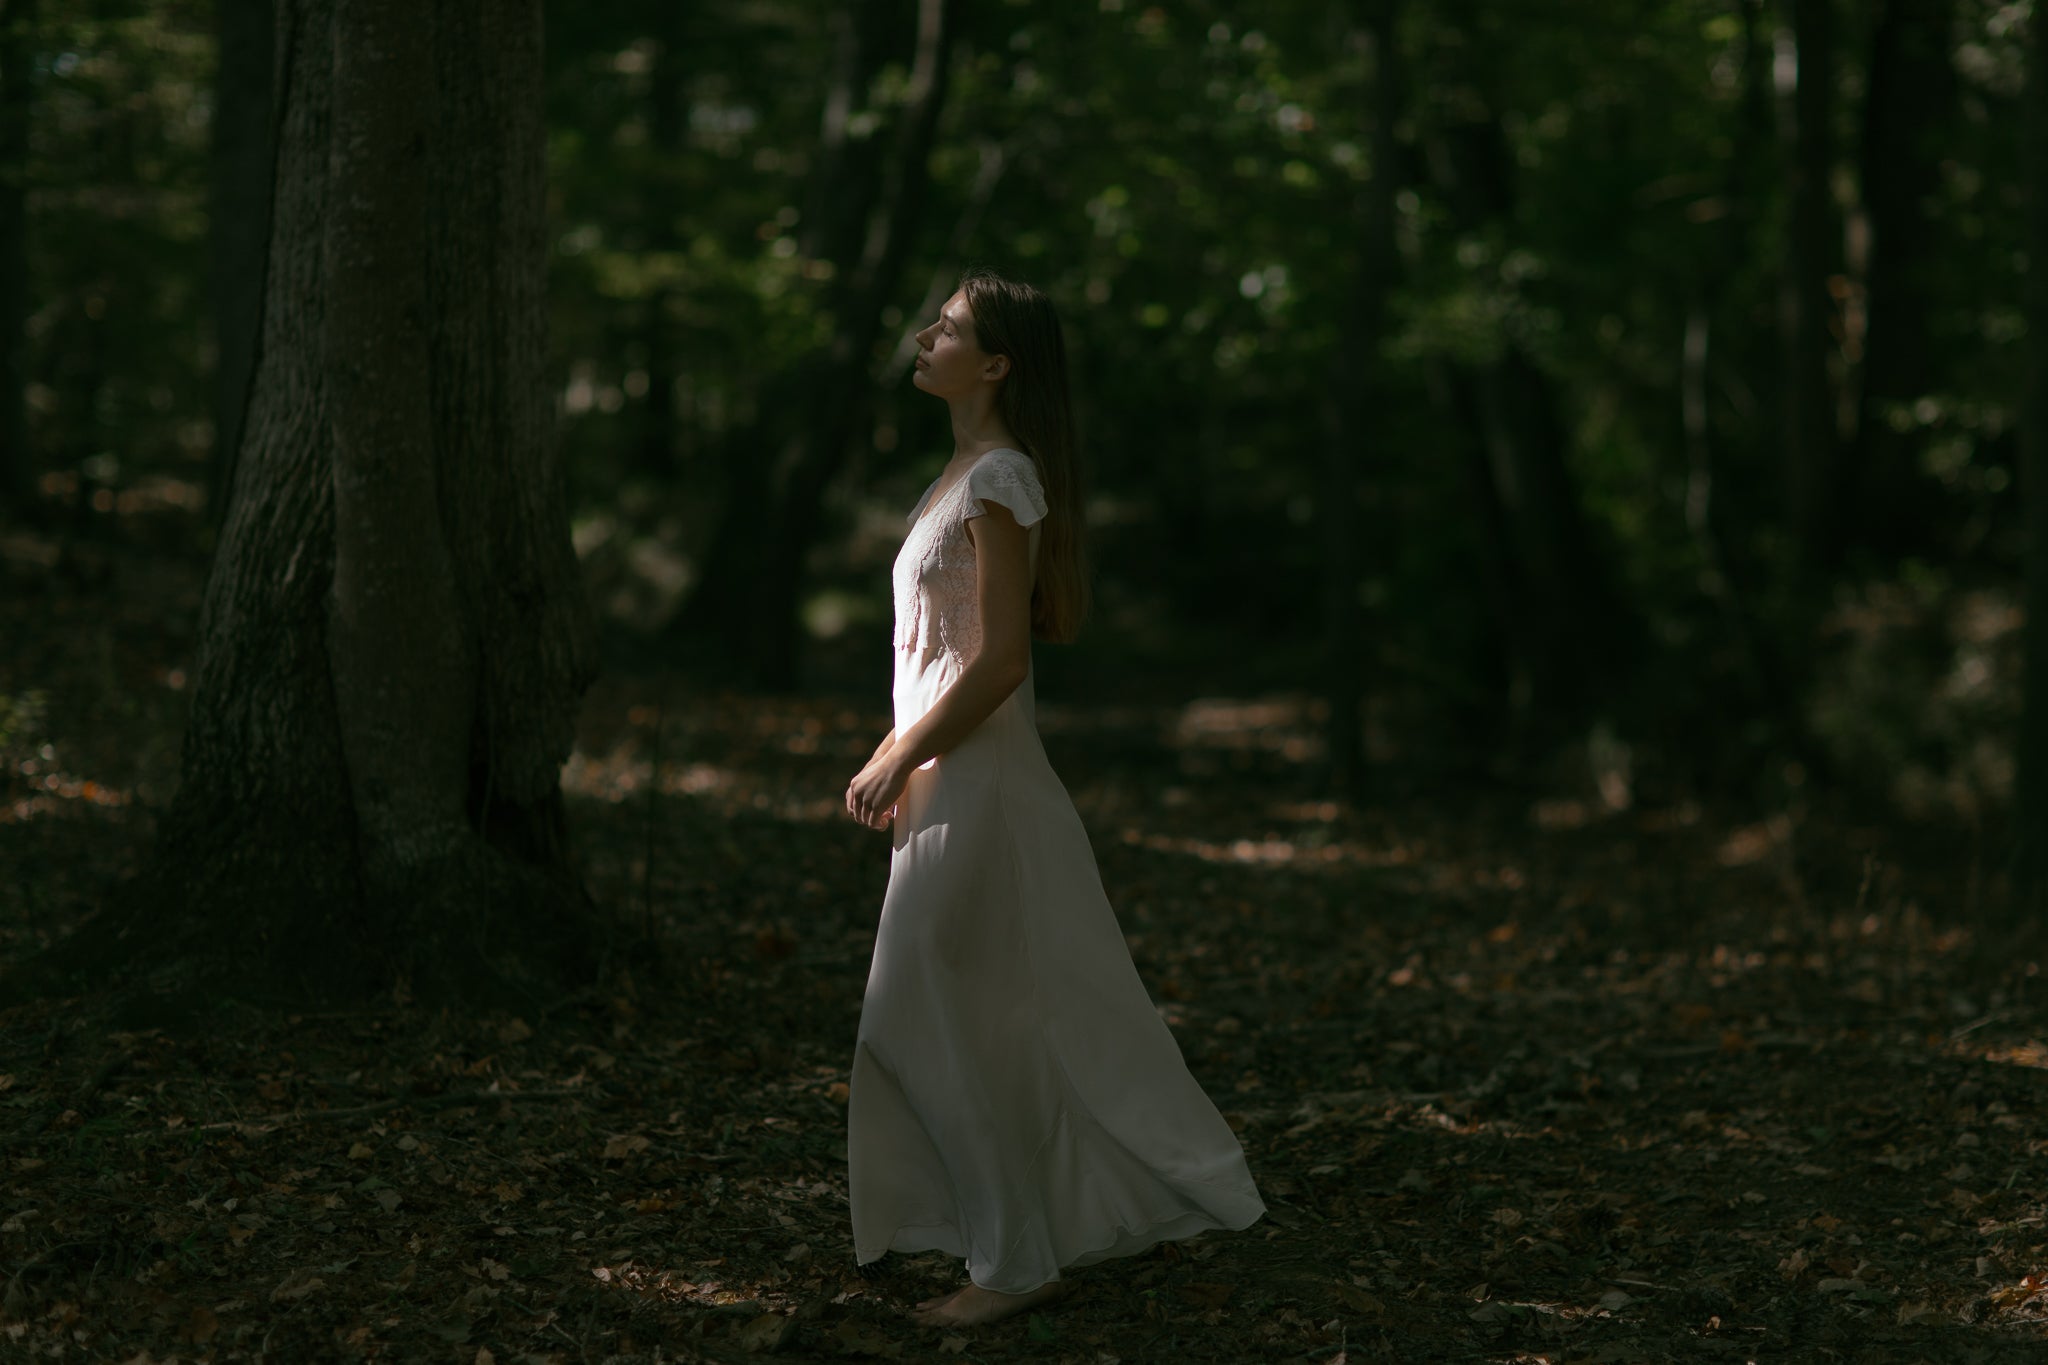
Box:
[892,447,1048,667]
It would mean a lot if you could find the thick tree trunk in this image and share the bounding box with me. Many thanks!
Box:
[56,0,598,1009]
[679,0,955,687]
[1779,0,1841,576]
[1849,0,1953,558]
[208,0,274,522]
[2015,7,2048,915]
[0,0,34,519]
[1322,0,1401,795]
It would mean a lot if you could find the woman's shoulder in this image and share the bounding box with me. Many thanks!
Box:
[964,446,1048,526]
[975,445,1042,484]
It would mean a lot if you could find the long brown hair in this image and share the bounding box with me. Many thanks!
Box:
[959,269,1091,642]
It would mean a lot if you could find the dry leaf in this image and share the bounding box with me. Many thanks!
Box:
[602,1133,651,1161]
[270,1271,324,1302]
[181,1305,219,1343]
[738,1314,796,1353]
[828,1318,900,1358]
[1176,1281,1232,1309]
[1333,1282,1383,1315]
[347,1141,374,1160]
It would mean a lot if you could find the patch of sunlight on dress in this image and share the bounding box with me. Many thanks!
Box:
[848,446,1266,1293]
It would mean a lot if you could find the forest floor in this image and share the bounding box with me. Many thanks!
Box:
[5,529,2048,1364]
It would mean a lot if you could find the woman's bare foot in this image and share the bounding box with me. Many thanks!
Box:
[909,1280,1064,1327]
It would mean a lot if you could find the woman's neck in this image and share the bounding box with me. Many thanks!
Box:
[944,392,1016,460]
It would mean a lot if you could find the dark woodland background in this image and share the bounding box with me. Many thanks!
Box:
[4,1,2048,1361]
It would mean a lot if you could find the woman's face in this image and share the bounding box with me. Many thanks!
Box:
[911,291,1005,397]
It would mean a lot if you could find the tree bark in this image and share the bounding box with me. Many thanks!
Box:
[1849,0,1954,558]
[53,0,598,1010]
[2015,6,2048,915]
[0,0,34,519]
[1779,0,1841,576]
[1322,0,1401,795]
[208,0,275,523]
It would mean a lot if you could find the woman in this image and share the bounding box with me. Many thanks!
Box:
[842,270,1266,1328]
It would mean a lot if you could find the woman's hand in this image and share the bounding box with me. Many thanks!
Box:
[846,746,910,830]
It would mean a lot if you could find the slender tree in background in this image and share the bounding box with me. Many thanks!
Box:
[1682,0,1781,725]
[635,4,687,482]
[1850,0,1954,559]
[86,0,598,1005]
[679,0,956,687]
[207,0,273,521]
[1322,0,1401,795]
[2017,4,2048,916]
[0,0,33,519]
[1421,16,1636,724]
[1779,0,1841,577]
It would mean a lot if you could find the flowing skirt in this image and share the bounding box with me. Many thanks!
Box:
[847,654,1265,1292]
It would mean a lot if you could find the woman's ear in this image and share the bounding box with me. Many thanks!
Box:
[986,354,1011,381]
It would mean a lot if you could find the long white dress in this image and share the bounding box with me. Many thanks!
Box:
[847,446,1266,1294]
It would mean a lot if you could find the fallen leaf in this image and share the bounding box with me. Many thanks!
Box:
[347,1142,374,1160]
[1333,1282,1382,1315]
[270,1271,324,1302]
[737,1313,795,1353]
[181,1306,219,1343]
[602,1133,652,1161]
[828,1318,900,1358]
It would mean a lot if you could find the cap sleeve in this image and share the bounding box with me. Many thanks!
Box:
[961,449,1049,528]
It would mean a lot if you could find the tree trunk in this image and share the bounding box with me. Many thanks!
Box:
[208,0,274,523]
[2014,5,2048,915]
[1849,0,1953,559]
[1426,106,1637,721]
[1779,0,1841,576]
[636,11,687,480]
[1322,0,1401,795]
[56,0,598,1010]
[1681,0,1783,722]
[679,0,955,687]
[0,0,34,519]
